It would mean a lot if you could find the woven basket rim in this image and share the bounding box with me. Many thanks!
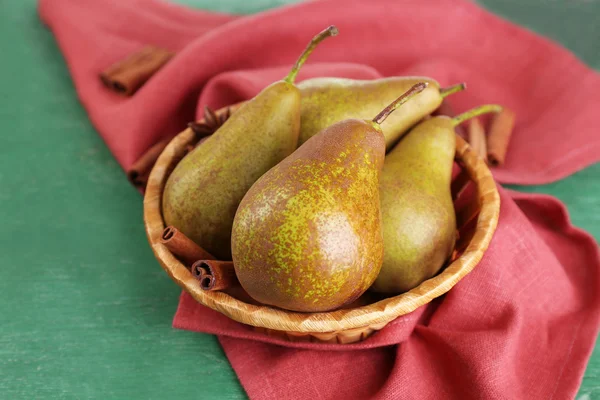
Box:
[143,104,500,333]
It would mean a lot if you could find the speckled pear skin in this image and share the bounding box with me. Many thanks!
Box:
[162,81,300,260]
[231,119,385,312]
[372,116,457,294]
[298,77,442,149]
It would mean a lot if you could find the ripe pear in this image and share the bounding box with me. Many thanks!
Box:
[372,104,503,294]
[162,26,338,260]
[231,83,428,312]
[298,77,465,149]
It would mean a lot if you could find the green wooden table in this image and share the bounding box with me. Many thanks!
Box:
[1,0,598,398]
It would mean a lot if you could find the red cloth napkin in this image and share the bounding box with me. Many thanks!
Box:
[39,0,600,185]
[39,0,600,398]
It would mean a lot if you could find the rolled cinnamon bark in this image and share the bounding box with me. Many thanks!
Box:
[487,108,516,166]
[468,118,487,161]
[191,262,208,277]
[190,263,256,302]
[160,226,214,266]
[127,139,169,189]
[100,46,174,96]
[191,260,238,292]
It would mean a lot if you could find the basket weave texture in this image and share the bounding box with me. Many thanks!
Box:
[144,106,500,344]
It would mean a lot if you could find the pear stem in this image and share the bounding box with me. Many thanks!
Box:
[439,82,467,98]
[452,104,503,127]
[284,26,339,84]
[372,82,428,125]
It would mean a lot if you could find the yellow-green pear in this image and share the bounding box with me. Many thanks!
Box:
[231,84,428,312]
[372,105,503,293]
[162,26,338,259]
[298,77,465,149]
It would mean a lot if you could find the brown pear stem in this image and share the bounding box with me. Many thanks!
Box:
[452,104,503,127]
[439,82,467,98]
[284,26,339,84]
[372,82,428,125]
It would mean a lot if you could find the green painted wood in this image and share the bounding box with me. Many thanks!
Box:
[0,0,597,398]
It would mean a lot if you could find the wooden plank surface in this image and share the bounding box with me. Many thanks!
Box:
[0,0,597,398]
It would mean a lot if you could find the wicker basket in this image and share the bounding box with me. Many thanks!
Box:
[143,105,500,344]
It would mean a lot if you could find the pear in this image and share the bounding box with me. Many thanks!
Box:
[231,83,428,312]
[372,104,503,294]
[162,26,338,260]
[298,77,465,149]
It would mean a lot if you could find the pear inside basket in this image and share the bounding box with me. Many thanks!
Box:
[143,98,500,344]
[143,19,503,345]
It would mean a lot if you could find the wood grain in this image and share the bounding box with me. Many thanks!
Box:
[0,0,598,399]
[144,105,501,341]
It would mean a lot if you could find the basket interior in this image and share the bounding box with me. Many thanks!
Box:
[143,106,500,334]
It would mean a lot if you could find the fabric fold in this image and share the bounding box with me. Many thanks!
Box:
[39,0,600,183]
[38,0,600,398]
[174,187,600,399]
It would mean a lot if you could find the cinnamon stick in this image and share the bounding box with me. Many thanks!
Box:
[160,226,214,266]
[487,107,516,167]
[468,118,487,161]
[127,139,169,189]
[191,260,238,291]
[100,46,174,96]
